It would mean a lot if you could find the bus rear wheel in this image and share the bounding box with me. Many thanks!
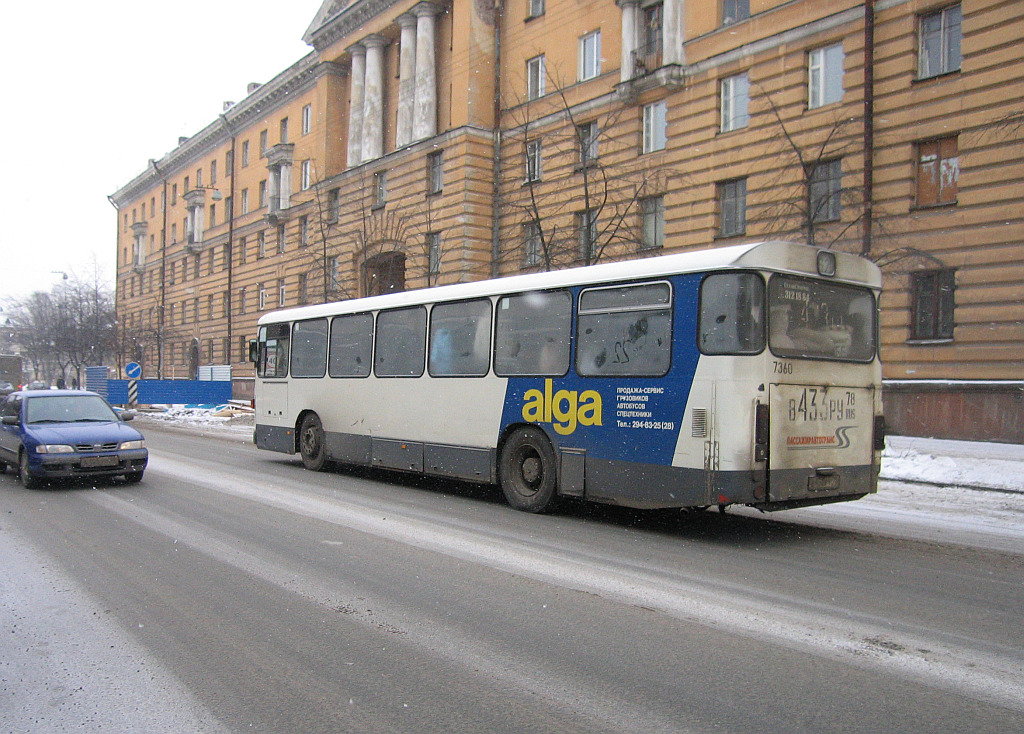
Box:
[499,427,558,513]
[299,413,328,472]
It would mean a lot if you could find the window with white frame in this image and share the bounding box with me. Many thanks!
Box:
[258,180,267,208]
[576,208,598,261]
[808,43,845,109]
[641,196,665,249]
[427,151,443,194]
[527,55,546,100]
[577,120,599,166]
[301,160,311,190]
[241,188,249,214]
[579,30,601,81]
[242,140,250,167]
[327,188,340,222]
[718,178,747,236]
[327,256,340,292]
[302,103,312,135]
[277,223,287,254]
[524,220,542,266]
[919,4,961,79]
[525,139,542,182]
[373,171,387,207]
[527,0,545,19]
[300,215,309,247]
[721,73,750,132]
[278,280,286,307]
[643,100,667,153]
[809,159,842,222]
[258,284,267,310]
[427,232,441,275]
[722,0,749,26]
[280,117,289,144]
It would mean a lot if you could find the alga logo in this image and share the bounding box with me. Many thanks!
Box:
[522,379,603,435]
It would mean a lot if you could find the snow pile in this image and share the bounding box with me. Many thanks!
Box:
[881,436,1024,494]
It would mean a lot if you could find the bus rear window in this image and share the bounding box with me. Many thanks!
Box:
[768,275,876,362]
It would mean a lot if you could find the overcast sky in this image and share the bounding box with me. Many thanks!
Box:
[0,0,323,302]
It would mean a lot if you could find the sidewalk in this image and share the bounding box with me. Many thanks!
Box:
[882,435,1024,494]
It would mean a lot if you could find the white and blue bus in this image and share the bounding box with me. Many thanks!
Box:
[252,241,884,513]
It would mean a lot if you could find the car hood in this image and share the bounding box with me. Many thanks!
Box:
[25,421,145,447]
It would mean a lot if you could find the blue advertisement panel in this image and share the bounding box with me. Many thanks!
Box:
[498,274,703,466]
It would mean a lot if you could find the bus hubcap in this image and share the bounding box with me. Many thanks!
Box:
[521,455,541,485]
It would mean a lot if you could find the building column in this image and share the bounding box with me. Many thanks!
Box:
[412,3,438,141]
[361,34,388,162]
[618,0,641,82]
[346,44,366,167]
[396,14,417,148]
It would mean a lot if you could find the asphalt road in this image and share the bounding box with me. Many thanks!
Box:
[2,424,1022,733]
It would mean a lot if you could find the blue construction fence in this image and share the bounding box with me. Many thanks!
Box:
[105,379,233,406]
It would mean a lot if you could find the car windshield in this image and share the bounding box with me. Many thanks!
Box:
[24,395,119,424]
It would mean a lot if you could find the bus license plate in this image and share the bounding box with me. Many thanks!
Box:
[81,455,119,468]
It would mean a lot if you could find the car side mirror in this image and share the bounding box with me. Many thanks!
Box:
[2,415,18,425]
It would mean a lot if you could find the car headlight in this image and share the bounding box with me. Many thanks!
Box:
[119,439,146,450]
[36,444,75,454]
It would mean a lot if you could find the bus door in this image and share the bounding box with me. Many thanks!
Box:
[767,383,875,503]
[255,323,291,428]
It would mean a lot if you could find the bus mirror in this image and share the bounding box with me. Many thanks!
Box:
[248,339,259,363]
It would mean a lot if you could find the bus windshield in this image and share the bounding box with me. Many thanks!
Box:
[768,275,876,362]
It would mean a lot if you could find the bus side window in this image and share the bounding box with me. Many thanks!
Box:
[577,282,672,377]
[429,299,491,377]
[329,313,373,378]
[494,290,572,377]
[290,318,328,378]
[698,273,765,355]
[375,307,426,377]
[257,323,291,378]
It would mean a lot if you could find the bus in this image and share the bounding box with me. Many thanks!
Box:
[252,241,884,513]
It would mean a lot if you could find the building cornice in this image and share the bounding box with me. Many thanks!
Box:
[111,52,328,207]
[304,0,406,51]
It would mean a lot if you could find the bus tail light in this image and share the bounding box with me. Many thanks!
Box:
[873,414,886,452]
[754,402,769,462]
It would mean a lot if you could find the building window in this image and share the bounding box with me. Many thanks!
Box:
[808,43,845,109]
[238,236,247,265]
[242,140,250,167]
[911,269,955,340]
[525,139,542,182]
[302,104,312,135]
[577,120,599,167]
[527,55,546,100]
[327,188,340,223]
[278,280,287,307]
[184,176,190,193]
[527,0,545,20]
[259,130,268,154]
[277,223,287,254]
[209,204,216,227]
[196,168,203,187]
[327,256,340,293]
[258,284,267,311]
[427,151,443,194]
[301,160,311,190]
[300,215,310,248]
[809,159,842,223]
[298,273,309,305]
[916,136,959,206]
[721,73,750,132]
[257,230,266,258]
[241,189,249,214]
[210,159,217,185]
[576,209,598,261]
[641,196,665,250]
[524,220,542,266]
[919,4,961,79]
[259,180,267,208]
[172,183,178,204]
[279,118,289,144]
[718,178,747,237]
[579,30,601,81]
[226,150,233,175]
[239,288,247,315]
[722,0,749,26]
[642,100,667,153]
[373,171,387,208]
[427,232,441,275]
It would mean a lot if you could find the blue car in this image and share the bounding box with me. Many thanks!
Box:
[0,390,148,488]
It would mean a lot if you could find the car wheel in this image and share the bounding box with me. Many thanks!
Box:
[19,452,42,489]
[498,426,559,513]
[124,471,144,484]
[299,413,328,472]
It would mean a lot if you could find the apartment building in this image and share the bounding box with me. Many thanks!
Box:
[111,0,1023,441]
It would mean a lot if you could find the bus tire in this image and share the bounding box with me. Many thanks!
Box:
[299,413,328,472]
[499,426,558,513]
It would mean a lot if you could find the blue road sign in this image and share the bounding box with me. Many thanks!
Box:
[125,362,142,379]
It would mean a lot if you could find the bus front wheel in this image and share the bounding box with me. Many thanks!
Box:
[299,413,328,472]
[499,427,558,513]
